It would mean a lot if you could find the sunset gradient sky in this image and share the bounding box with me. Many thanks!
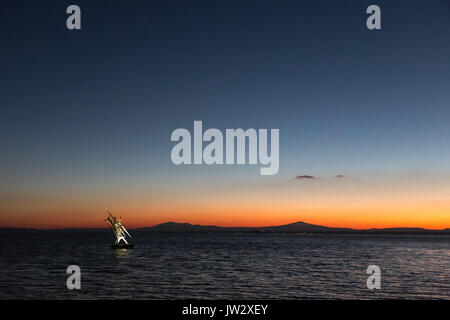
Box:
[1,1,450,229]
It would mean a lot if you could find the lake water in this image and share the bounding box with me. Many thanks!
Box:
[0,231,448,299]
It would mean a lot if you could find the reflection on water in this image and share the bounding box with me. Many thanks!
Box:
[112,248,132,259]
[0,231,449,299]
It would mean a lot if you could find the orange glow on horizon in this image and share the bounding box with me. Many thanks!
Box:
[1,175,450,230]
[1,206,449,230]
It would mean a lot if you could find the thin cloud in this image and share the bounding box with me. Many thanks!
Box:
[295,175,316,180]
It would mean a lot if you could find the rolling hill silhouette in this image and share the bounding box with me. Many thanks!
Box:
[1,222,448,234]
[137,221,450,234]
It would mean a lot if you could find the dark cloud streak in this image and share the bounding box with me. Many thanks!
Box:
[295,175,316,180]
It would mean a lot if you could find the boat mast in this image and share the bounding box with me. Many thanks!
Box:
[104,212,131,245]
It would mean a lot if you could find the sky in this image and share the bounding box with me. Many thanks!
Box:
[1,0,450,229]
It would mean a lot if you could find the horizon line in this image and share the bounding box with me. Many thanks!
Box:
[1,220,449,231]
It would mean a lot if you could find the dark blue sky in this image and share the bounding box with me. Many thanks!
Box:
[1,0,450,191]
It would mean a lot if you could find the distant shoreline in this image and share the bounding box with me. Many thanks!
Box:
[1,221,449,235]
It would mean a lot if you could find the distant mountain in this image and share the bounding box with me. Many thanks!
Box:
[363,227,449,234]
[143,222,226,233]
[1,222,449,234]
[135,221,450,234]
[138,222,252,233]
[258,221,354,233]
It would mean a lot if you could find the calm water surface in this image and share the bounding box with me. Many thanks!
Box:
[0,231,448,299]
